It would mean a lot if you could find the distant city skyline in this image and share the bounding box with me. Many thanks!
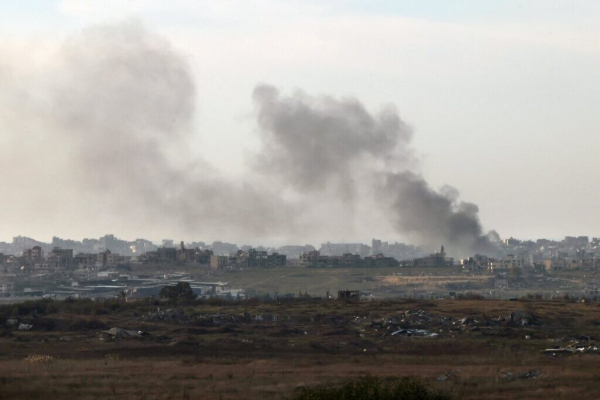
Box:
[3,231,597,250]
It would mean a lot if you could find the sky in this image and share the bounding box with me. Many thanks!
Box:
[1,1,600,247]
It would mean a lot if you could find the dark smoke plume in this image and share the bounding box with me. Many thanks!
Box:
[383,172,498,255]
[253,84,413,199]
[253,84,499,256]
[0,22,296,240]
[2,21,500,255]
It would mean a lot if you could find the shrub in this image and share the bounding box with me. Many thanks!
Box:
[289,376,454,400]
[159,282,196,302]
[104,353,121,361]
[24,355,55,364]
[456,293,485,301]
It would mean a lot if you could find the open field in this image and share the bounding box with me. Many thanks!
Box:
[204,265,592,299]
[215,266,404,296]
[2,297,600,399]
[129,264,470,298]
[213,266,469,298]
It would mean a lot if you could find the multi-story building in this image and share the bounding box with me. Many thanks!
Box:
[97,250,124,268]
[412,246,453,267]
[156,247,177,262]
[461,254,490,272]
[542,258,567,272]
[299,250,360,267]
[299,250,324,267]
[132,238,156,254]
[372,239,382,255]
[177,242,198,262]
[74,253,97,266]
[22,246,44,264]
[210,255,229,270]
[320,242,371,258]
[488,254,528,273]
[13,236,42,248]
[46,247,74,269]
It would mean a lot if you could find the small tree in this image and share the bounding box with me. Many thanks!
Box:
[159,282,196,301]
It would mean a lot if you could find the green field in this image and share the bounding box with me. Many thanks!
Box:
[214,266,464,297]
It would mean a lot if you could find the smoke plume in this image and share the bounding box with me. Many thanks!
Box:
[2,21,500,256]
[0,23,296,241]
[252,85,499,256]
[383,172,497,255]
[253,84,413,199]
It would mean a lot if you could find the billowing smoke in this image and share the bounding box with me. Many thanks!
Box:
[0,22,296,240]
[252,85,499,256]
[2,21,500,256]
[383,172,498,255]
[253,84,413,199]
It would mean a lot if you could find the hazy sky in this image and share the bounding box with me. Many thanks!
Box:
[2,1,600,245]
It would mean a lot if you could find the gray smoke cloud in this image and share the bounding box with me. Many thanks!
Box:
[2,21,500,255]
[252,85,500,256]
[383,172,498,255]
[253,84,413,199]
[0,22,296,241]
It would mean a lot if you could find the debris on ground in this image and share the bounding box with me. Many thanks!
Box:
[18,323,33,331]
[542,346,599,356]
[390,329,438,338]
[437,370,460,381]
[99,327,148,339]
[501,369,543,381]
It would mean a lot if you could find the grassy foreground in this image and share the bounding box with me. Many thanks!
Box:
[1,297,600,399]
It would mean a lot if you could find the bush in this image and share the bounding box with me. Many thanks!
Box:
[159,282,196,302]
[289,376,454,400]
[456,293,485,301]
[24,355,55,364]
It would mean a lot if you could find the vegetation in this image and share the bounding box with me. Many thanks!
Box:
[290,376,454,400]
[1,298,600,399]
[24,354,55,364]
[159,282,196,301]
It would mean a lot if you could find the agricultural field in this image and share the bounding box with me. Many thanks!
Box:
[2,297,600,399]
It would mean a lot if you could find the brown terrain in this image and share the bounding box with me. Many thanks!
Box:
[1,297,600,399]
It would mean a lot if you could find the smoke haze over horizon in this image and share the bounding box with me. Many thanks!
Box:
[3,1,600,245]
[3,21,502,256]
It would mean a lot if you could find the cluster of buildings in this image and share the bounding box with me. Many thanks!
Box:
[0,239,249,300]
[210,249,286,270]
[408,246,454,267]
[461,236,600,274]
[298,251,398,268]
[5,235,157,257]
[5,233,600,300]
[1,236,426,261]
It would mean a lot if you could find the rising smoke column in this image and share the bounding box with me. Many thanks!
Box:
[0,22,296,240]
[383,171,498,255]
[52,23,300,239]
[252,84,414,200]
[1,21,500,253]
[253,84,499,256]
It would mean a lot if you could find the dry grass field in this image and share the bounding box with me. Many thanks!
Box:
[2,297,600,399]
